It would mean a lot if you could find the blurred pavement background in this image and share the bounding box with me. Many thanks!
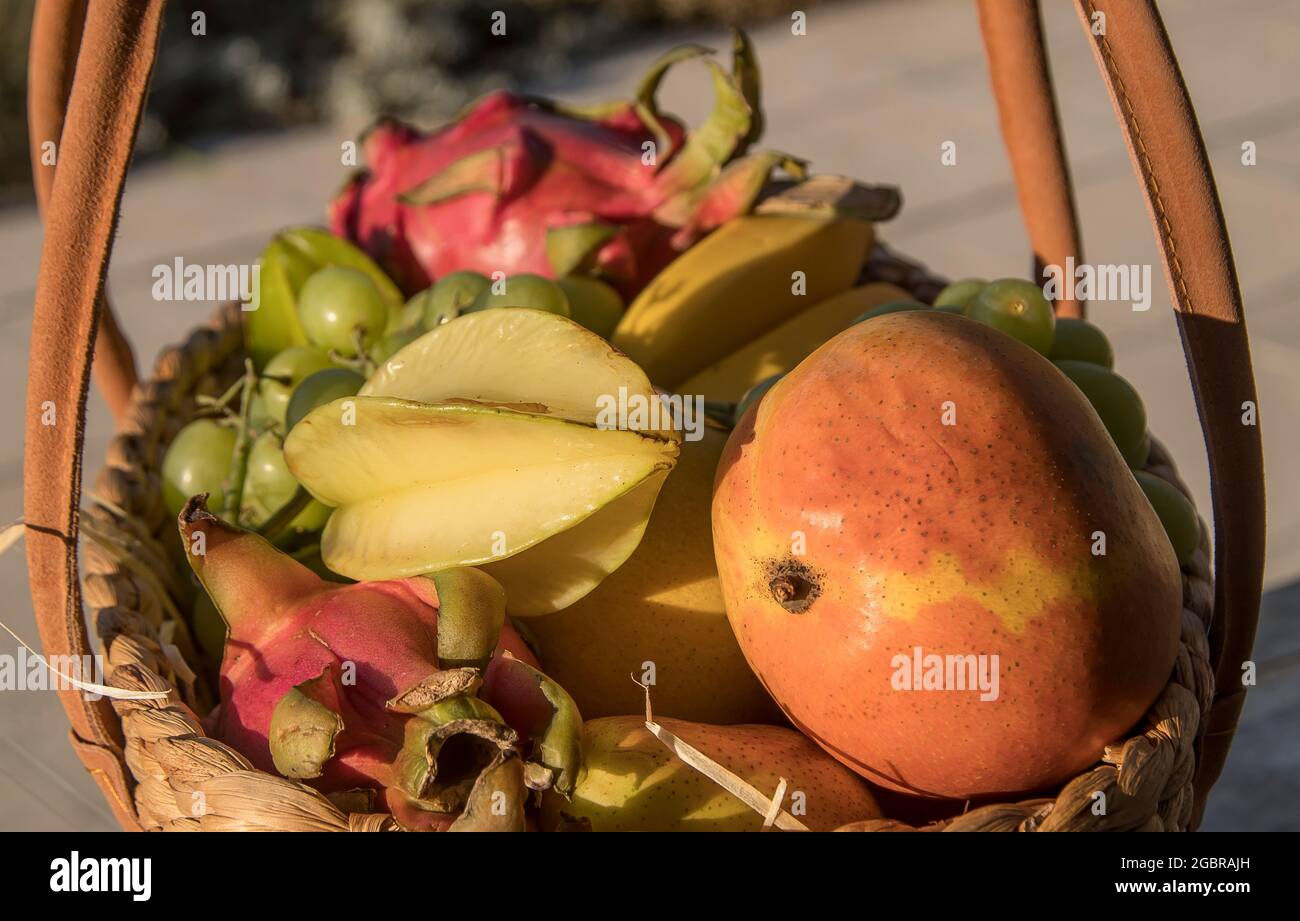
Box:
[1,0,1296,830]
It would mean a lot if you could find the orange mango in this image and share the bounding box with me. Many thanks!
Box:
[711,312,1181,800]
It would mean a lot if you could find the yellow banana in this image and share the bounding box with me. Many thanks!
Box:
[678,281,911,401]
[612,214,873,388]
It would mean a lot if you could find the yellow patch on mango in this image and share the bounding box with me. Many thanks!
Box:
[876,549,1095,633]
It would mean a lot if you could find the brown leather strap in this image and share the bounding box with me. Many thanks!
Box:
[1067,0,1265,825]
[26,0,85,217]
[976,0,1084,318]
[981,0,1264,824]
[28,0,139,424]
[24,0,168,832]
[24,0,1262,834]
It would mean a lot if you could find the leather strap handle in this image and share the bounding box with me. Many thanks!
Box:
[27,0,139,424]
[976,0,1085,318]
[25,0,1263,832]
[24,0,168,832]
[979,0,1266,824]
[1068,0,1265,827]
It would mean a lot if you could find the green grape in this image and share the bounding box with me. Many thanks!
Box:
[161,418,237,517]
[933,278,987,310]
[934,305,966,315]
[242,430,332,534]
[396,292,429,332]
[965,278,1056,355]
[369,328,423,364]
[425,271,491,327]
[259,346,335,426]
[292,543,352,584]
[285,368,366,433]
[1054,360,1148,467]
[734,374,783,427]
[297,265,389,356]
[248,228,403,367]
[558,276,624,338]
[1133,430,1151,469]
[1049,317,1114,369]
[466,273,571,316]
[190,592,227,667]
[248,391,277,433]
[1133,470,1199,566]
[852,300,930,324]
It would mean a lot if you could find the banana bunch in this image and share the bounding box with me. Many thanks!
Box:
[611,178,902,398]
[677,280,911,402]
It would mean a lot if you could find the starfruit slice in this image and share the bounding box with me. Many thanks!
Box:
[283,399,678,599]
[363,307,677,437]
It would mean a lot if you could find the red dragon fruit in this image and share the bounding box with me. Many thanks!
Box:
[180,495,580,831]
[330,31,802,299]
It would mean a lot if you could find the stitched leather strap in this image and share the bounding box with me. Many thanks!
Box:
[28,0,139,424]
[1070,1,1263,824]
[976,0,1084,318]
[24,0,167,833]
[980,0,1264,826]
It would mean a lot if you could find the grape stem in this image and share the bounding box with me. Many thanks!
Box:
[327,327,376,378]
[221,359,258,522]
[256,486,314,541]
[198,372,255,409]
[196,372,259,425]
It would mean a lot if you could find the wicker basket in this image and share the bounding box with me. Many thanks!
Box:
[24,0,1264,832]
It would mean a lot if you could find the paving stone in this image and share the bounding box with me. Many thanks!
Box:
[1201,580,1300,832]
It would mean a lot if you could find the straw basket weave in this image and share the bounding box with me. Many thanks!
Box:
[24,0,1265,832]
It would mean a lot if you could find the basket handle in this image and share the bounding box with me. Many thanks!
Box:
[23,0,1263,831]
[28,0,139,424]
[978,0,1265,824]
[976,0,1085,318]
[24,0,166,831]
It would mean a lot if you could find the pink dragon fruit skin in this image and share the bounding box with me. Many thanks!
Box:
[331,34,786,299]
[331,94,684,296]
[179,497,551,829]
[217,579,535,776]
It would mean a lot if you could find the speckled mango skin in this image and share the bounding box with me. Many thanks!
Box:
[711,312,1181,800]
[528,426,782,725]
[541,716,880,831]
